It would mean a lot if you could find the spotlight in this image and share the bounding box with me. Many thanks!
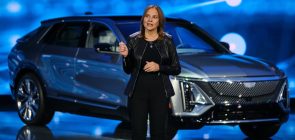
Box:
[6,2,21,13]
[225,0,242,7]
[220,33,246,55]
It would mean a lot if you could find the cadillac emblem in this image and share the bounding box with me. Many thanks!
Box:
[243,82,256,88]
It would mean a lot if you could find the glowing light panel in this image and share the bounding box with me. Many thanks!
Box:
[220,33,246,55]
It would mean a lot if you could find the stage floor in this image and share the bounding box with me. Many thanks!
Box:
[1,96,295,140]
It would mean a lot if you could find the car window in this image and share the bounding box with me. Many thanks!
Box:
[88,23,118,53]
[116,22,140,41]
[42,22,90,48]
[117,22,224,54]
[174,27,216,53]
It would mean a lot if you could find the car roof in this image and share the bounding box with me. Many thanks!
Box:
[41,15,190,25]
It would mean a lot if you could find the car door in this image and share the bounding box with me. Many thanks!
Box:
[38,22,90,99]
[74,21,128,108]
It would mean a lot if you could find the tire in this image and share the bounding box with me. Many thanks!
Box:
[239,122,281,138]
[15,73,54,125]
[113,121,132,139]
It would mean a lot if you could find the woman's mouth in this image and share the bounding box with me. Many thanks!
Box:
[147,23,153,26]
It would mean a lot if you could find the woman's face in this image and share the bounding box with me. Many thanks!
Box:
[143,8,159,32]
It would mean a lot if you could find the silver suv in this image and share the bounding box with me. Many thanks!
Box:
[8,16,289,138]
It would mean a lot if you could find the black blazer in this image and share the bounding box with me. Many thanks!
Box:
[123,32,181,97]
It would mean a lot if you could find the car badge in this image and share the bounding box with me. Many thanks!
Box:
[243,82,256,88]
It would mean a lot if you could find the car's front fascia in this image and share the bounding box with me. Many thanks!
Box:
[169,55,289,127]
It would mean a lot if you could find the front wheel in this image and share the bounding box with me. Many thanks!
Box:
[15,73,54,125]
[239,122,281,138]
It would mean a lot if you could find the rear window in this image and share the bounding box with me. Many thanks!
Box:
[19,27,47,43]
[42,22,90,48]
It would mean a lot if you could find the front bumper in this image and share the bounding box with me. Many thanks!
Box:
[202,103,288,124]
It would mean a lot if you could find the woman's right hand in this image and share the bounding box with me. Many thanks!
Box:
[119,41,128,57]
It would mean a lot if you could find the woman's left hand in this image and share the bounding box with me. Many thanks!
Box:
[143,61,160,72]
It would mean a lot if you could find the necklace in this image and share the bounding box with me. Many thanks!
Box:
[145,32,158,41]
[149,42,153,48]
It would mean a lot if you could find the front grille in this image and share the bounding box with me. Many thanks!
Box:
[194,79,285,105]
[210,80,279,97]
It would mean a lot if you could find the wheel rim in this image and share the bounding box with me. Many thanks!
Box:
[16,78,40,121]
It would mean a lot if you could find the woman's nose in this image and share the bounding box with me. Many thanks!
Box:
[148,17,152,21]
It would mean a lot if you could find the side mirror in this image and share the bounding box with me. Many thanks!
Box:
[220,42,230,51]
[94,43,112,52]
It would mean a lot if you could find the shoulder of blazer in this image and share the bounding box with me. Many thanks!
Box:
[129,31,141,38]
[163,32,173,45]
[164,32,172,39]
[163,32,173,48]
[128,31,141,48]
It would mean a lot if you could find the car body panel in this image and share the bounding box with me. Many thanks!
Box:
[38,44,78,98]
[179,53,277,78]
[74,48,128,107]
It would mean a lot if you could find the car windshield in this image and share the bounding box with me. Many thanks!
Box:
[116,21,225,54]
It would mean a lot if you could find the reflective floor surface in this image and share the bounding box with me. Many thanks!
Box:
[1,96,295,140]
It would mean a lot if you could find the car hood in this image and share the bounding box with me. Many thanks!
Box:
[178,53,278,78]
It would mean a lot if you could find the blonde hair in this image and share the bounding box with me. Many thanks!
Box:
[140,5,165,40]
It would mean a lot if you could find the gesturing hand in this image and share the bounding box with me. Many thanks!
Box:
[119,41,128,57]
[143,61,160,72]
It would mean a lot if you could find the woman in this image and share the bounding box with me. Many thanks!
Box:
[119,5,181,140]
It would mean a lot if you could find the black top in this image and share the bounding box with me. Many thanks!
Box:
[140,39,161,74]
[123,32,181,97]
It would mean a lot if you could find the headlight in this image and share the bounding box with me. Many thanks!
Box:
[276,81,290,109]
[180,80,214,114]
[182,81,208,105]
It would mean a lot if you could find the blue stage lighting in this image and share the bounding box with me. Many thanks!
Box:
[0,64,6,71]
[1,31,24,53]
[277,62,289,70]
[165,0,226,15]
[0,79,10,95]
[290,79,295,89]
[9,34,20,47]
